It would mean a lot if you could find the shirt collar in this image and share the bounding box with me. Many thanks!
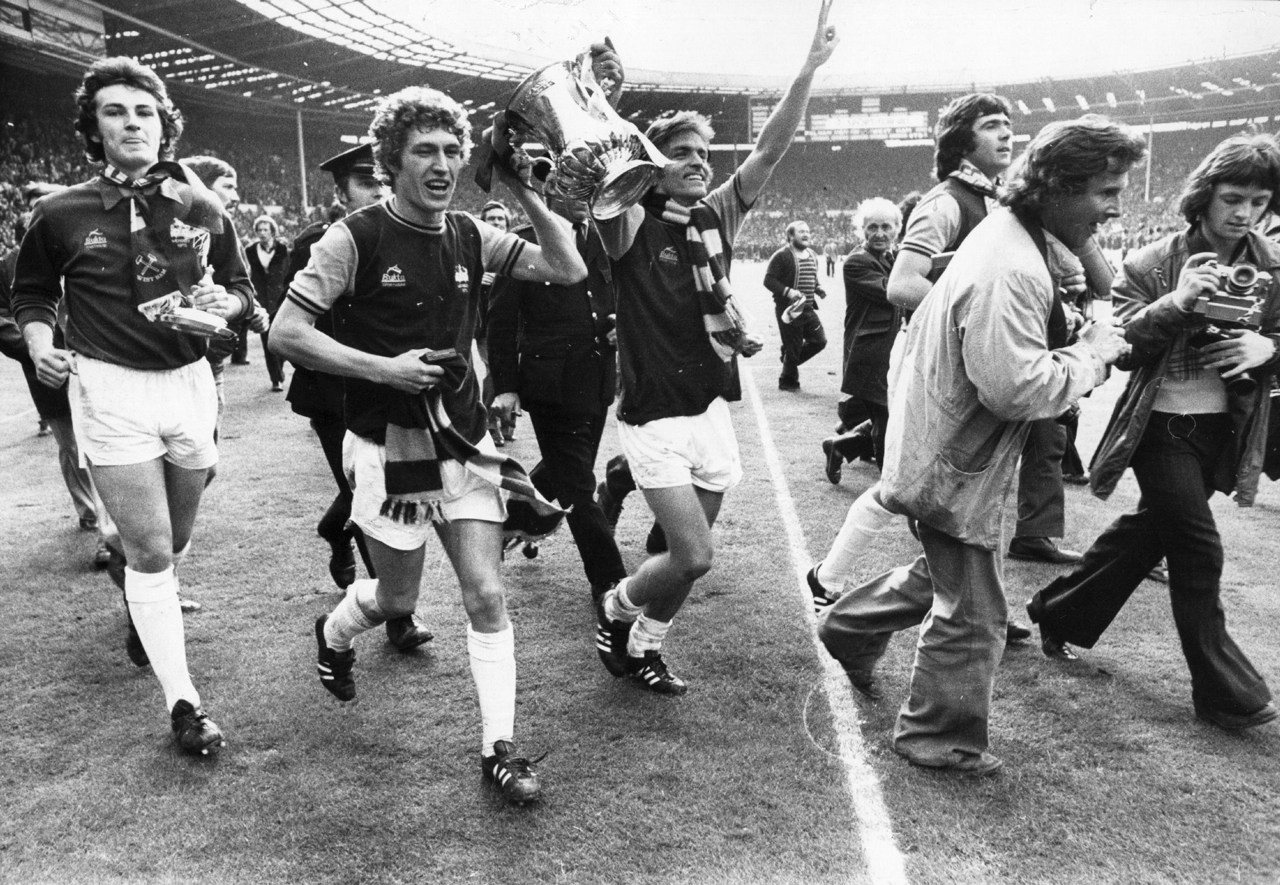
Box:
[97,161,187,211]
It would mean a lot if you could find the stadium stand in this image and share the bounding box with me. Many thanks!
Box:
[0,61,1274,254]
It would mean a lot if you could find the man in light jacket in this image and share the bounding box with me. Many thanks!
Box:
[816,116,1142,775]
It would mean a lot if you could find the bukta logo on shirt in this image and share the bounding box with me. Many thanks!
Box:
[134,252,166,283]
[454,264,470,291]
[381,264,406,287]
[658,246,679,265]
[83,229,108,250]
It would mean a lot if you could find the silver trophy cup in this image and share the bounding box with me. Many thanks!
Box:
[506,51,667,221]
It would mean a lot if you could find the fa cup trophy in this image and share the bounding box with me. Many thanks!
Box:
[497,47,667,221]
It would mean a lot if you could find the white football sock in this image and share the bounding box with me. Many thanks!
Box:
[627,614,672,657]
[468,625,516,757]
[125,565,198,712]
[324,578,383,651]
[818,486,896,591]
[604,577,642,623]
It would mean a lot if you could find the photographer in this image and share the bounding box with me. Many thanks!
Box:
[1028,133,1280,731]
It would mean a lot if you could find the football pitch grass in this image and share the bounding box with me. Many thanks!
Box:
[2,261,1278,884]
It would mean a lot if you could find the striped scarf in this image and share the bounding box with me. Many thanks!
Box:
[641,191,748,361]
[380,352,563,525]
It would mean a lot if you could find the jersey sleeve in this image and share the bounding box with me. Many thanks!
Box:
[475,216,528,277]
[10,204,65,332]
[702,172,752,249]
[284,222,359,317]
[898,191,962,259]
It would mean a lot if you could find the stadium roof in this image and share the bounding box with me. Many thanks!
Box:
[8,0,1280,128]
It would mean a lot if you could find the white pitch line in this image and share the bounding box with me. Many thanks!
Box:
[742,365,909,885]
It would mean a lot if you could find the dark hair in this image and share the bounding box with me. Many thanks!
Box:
[327,201,345,223]
[75,56,183,164]
[645,111,715,155]
[1002,115,1147,214]
[368,87,470,185]
[181,155,235,188]
[1178,133,1280,225]
[934,93,1012,180]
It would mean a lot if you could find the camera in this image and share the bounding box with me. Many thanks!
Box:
[1188,262,1272,396]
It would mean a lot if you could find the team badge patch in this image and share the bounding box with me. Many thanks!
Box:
[658,246,679,265]
[135,252,166,283]
[454,264,470,292]
[381,264,406,287]
[83,229,108,250]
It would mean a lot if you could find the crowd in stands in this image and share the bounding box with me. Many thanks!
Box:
[0,101,1271,259]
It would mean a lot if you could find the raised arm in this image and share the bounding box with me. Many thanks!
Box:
[494,161,586,286]
[735,0,839,205]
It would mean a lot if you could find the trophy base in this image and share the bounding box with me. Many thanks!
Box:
[156,307,236,340]
[592,160,661,221]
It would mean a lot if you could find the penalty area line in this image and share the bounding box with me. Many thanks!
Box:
[741,365,908,885]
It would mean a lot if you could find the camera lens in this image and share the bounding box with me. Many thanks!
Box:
[1226,265,1259,295]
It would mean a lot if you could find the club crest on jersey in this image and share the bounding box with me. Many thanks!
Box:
[381,264,406,287]
[658,246,679,265]
[454,264,470,292]
[83,229,108,250]
[134,252,166,283]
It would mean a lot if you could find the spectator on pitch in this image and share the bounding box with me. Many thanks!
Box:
[591,0,838,696]
[808,94,1092,645]
[271,86,585,804]
[822,196,902,481]
[823,239,838,277]
[766,219,828,391]
[280,142,432,652]
[817,115,1139,775]
[1028,133,1280,732]
[13,57,256,756]
[245,214,289,391]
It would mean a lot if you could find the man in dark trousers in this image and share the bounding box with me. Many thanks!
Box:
[488,221,628,601]
[766,219,827,391]
[281,143,432,652]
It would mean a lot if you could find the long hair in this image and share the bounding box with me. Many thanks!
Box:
[933,93,1012,180]
[1178,133,1280,226]
[1002,115,1146,215]
[368,87,470,185]
[75,57,183,164]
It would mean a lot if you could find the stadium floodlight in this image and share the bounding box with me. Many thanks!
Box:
[1042,97,1056,112]
[1106,92,1117,108]
[1075,95,1089,110]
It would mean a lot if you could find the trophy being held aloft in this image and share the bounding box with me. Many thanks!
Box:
[488,40,667,222]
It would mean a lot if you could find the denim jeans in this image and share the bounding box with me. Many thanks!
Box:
[819,522,1009,764]
[1029,411,1272,717]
